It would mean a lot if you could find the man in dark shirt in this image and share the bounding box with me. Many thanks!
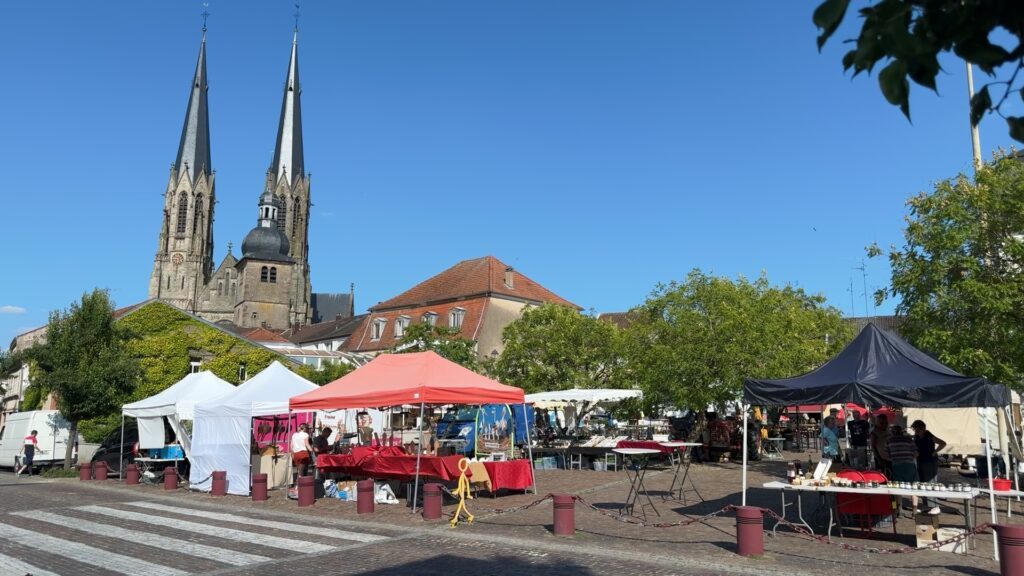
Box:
[847,411,871,470]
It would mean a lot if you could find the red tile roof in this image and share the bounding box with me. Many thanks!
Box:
[342,298,489,353]
[371,256,578,311]
[237,327,291,343]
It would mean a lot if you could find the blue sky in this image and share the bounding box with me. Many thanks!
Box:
[1,1,1019,345]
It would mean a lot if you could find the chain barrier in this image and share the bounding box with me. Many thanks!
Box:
[482,493,556,516]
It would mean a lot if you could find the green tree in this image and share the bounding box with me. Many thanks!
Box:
[623,270,851,411]
[298,360,355,385]
[491,303,623,393]
[814,0,1024,141]
[30,290,140,468]
[871,152,1024,387]
[392,322,480,370]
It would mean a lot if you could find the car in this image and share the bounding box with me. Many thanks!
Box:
[90,422,140,476]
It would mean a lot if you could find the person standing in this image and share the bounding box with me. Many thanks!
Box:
[847,411,871,470]
[16,430,41,477]
[820,416,841,462]
[886,425,918,513]
[870,414,892,476]
[290,423,313,483]
[911,419,947,515]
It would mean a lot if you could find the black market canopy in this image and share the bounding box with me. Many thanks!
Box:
[743,323,1010,408]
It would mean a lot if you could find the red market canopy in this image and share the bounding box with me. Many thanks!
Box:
[289,351,526,410]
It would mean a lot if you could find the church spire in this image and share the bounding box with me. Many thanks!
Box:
[270,30,303,185]
[175,30,212,183]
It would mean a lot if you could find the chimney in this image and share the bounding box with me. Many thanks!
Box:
[504,266,514,289]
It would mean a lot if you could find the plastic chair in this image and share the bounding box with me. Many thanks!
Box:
[604,452,619,472]
[569,452,583,470]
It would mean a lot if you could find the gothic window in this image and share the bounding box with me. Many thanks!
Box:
[181,277,185,289]
[230,282,236,296]
[269,267,278,283]
[260,266,269,282]
[217,281,222,296]
[176,192,188,235]
[193,196,204,237]
[277,195,287,232]
[395,316,410,338]
[449,307,466,330]
[370,318,386,341]
[292,198,301,241]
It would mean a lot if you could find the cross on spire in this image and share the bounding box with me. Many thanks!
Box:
[293,2,301,31]
[201,3,210,32]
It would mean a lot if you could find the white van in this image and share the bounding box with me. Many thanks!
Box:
[0,410,72,470]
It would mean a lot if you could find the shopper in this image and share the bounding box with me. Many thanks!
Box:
[887,425,918,513]
[820,416,841,461]
[911,419,947,515]
[847,411,870,470]
[869,414,892,476]
[290,423,313,482]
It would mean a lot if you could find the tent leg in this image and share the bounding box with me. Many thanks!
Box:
[119,415,125,480]
[523,403,536,494]
[985,410,999,561]
[411,401,425,513]
[741,403,748,506]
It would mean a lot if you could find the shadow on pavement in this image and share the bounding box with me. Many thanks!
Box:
[354,553,594,575]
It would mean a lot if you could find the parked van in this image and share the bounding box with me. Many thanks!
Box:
[0,410,72,470]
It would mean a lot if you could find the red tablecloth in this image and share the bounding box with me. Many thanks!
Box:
[316,446,407,474]
[360,454,469,482]
[615,440,675,454]
[482,460,533,491]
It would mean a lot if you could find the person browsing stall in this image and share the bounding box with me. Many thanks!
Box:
[820,416,841,461]
[886,425,919,513]
[847,411,871,470]
[870,414,892,476]
[290,423,314,482]
[911,419,946,515]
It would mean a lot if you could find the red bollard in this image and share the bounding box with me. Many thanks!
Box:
[735,506,764,557]
[78,462,91,481]
[211,471,227,496]
[422,483,442,520]
[163,466,177,490]
[125,464,140,485]
[994,524,1024,576]
[357,479,375,514]
[553,494,575,536]
[297,475,315,507]
[252,473,268,502]
[93,461,108,481]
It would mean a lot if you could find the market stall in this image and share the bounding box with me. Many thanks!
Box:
[743,323,1011,556]
[120,371,235,477]
[190,361,318,495]
[290,351,532,508]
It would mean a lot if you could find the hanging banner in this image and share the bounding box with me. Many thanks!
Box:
[475,404,512,455]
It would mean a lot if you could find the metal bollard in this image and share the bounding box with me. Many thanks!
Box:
[125,464,140,485]
[553,494,575,536]
[297,475,315,507]
[422,483,442,520]
[211,471,227,496]
[78,462,92,481]
[735,506,764,557]
[994,524,1024,576]
[357,479,375,514]
[93,461,108,481]
[163,466,177,490]
[252,473,268,501]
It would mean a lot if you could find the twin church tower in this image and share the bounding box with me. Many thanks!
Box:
[147,28,314,330]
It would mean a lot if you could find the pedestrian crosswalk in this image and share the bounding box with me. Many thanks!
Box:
[0,500,394,575]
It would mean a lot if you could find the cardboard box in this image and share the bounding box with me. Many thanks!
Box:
[936,527,968,554]
[914,513,941,527]
[915,524,936,548]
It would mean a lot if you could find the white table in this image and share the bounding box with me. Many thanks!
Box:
[660,442,703,504]
[762,481,978,542]
[614,448,662,520]
[979,488,1024,521]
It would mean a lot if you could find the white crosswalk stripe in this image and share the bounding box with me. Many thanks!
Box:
[12,510,271,567]
[0,521,188,576]
[77,504,336,554]
[124,500,389,543]
[0,552,61,576]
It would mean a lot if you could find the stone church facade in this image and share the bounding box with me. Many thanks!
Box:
[147,29,319,330]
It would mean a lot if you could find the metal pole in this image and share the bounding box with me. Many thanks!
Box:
[523,402,537,494]
[966,61,983,169]
[741,403,749,506]
[411,401,426,513]
[119,414,125,480]
[985,408,999,561]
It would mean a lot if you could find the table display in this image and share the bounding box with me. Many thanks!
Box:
[614,448,661,520]
[659,442,703,504]
[978,487,1024,521]
[483,459,533,491]
[615,440,676,454]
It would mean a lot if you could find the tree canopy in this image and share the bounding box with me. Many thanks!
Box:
[392,322,480,371]
[623,270,852,411]
[814,0,1024,141]
[871,152,1024,388]
[29,290,140,467]
[491,303,622,393]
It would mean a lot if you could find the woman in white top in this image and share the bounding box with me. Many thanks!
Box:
[290,423,313,481]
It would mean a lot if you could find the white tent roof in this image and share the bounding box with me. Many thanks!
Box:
[525,388,642,406]
[122,371,235,420]
[194,361,317,419]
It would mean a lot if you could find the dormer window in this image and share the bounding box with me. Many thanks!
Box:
[449,307,466,330]
[371,318,387,341]
[422,312,437,327]
[395,316,410,338]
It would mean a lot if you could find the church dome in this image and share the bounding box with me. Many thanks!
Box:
[241,225,293,262]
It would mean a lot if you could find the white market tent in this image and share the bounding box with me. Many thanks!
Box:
[189,361,317,495]
[525,388,642,429]
[120,371,235,473]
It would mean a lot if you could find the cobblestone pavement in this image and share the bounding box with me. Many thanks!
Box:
[1,458,1019,575]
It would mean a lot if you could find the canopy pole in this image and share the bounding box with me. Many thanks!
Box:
[118,414,125,480]
[522,402,536,494]
[411,401,426,513]
[985,409,999,560]
[741,402,749,506]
